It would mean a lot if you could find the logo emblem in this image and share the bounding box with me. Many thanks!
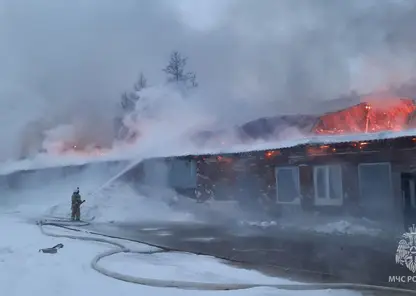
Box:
[396,224,416,273]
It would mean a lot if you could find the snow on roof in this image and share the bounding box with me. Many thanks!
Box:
[2,128,416,175]
[213,128,416,155]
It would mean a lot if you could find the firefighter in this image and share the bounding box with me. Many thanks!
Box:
[71,187,85,221]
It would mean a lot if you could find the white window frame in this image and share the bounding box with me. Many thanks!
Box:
[188,159,197,176]
[275,166,301,205]
[358,162,392,202]
[189,159,197,185]
[313,165,343,206]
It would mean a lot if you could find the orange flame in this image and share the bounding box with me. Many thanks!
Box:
[314,97,416,135]
[52,142,109,157]
[217,155,233,163]
[265,150,280,159]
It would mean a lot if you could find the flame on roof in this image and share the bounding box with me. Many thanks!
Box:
[313,97,416,135]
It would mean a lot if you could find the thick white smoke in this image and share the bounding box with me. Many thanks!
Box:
[2,0,416,162]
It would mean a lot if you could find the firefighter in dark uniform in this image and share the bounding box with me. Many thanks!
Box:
[71,187,85,221]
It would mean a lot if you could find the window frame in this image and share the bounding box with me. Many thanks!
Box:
[358,162,392,203]
[275,166,301,205]
[313,164,343,206]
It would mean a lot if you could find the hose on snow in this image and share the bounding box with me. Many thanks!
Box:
[37,219,416,294]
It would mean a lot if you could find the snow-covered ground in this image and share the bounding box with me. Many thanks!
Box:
[0,161,368,296]
[0,214,363,296]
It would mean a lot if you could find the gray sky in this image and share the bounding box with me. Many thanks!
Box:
[1,0,416,159]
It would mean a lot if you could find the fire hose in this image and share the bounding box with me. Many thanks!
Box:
[37,218,416,294]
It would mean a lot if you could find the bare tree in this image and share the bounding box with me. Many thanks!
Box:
[120,91,136,112]
[163,51,198,88]
[120,72,148,112]
[134,72,147,92]
[188,72,198,88]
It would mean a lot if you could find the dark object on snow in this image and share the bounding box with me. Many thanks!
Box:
[71,188,85,221]
[39,243,64,254]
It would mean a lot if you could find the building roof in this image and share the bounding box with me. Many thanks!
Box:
[313,98,416,135]
[192,87,416,146]
[216,128,416,155]
[238,114,318,141]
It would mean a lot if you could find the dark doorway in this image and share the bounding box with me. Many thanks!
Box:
[358,162,393,219]
[401,173,416,231]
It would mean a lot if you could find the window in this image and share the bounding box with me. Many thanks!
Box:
[189,159,197,177]
[169,159,197,188]
[411,179,416,209]
[313,165,343,206]
[358,163,392,212]
[142,159,169,186]
[405,179,416,209]
[275,167,300,204]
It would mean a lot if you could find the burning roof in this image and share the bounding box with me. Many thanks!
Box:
[191,90,416,147]
[313,97,416,135]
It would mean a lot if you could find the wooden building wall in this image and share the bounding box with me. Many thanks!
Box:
[275,151,409,222]
[126,137,416,227]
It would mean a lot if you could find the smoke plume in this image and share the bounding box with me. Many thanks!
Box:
[1,0,416,160]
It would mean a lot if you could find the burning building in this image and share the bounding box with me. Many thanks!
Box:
[133,93,416,233]
[122,92,416,287]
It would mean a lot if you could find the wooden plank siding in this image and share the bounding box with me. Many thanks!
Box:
[126,136,416,227]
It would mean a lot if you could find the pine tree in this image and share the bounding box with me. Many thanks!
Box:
[163,51,198,89]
